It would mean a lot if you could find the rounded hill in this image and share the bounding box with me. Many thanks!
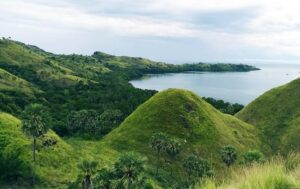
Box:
[101,89,261,172]
[236,78,300,153]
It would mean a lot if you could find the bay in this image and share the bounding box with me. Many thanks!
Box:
[130,64,300,105]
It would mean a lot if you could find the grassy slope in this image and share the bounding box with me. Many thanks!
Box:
[99,89,261,178]
[236,78,300,154]
[0,112,80,189]
[0,39,91,87]
[0,68,40,96]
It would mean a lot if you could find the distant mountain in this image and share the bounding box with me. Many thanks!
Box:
[236,78,300,153]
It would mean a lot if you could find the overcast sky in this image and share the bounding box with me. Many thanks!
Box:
[1,0,300,64]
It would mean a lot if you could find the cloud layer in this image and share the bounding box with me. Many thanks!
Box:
[1,0,300,63]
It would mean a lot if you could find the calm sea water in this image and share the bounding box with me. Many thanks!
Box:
[130,64,300,105]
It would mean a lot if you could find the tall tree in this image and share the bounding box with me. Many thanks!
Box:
[78,160,98,189]
[149,132,168,176]
[220,145,237,167]
[22,103,49,186]
[114,152,144,189]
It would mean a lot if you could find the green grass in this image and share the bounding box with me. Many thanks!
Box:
[0,112,31,188]
[0,68,40,96]
[197,154,300,189]
[0,39,94,87]
[236,77,300,154]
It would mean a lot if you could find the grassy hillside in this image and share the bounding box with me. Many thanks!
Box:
[0,68,40,96]
[0,112,31,186]
[99,89,261,183]
[236,77,300,154]
[0,39,89,87]
[0,112,81,189]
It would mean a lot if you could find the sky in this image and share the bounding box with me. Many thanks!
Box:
[1,0,300,64]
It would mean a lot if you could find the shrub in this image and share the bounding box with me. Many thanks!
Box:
[183,155,213,187]
[241,150,265,166]
[220,145,237,167]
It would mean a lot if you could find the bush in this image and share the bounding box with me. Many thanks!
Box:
[183,155,213,187]
[241,150,265,166]
[220,145,237,167]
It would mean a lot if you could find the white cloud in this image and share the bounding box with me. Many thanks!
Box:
[0,0,199,37]
[1,0,300,60]
[139,0,256,13]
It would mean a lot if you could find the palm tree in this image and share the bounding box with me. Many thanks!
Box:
[149,132,168,176]
[114,152,144,189]
[22,104,48,186]
[166,138,180,176]
[95,168,114,189]
[78,160,98,189]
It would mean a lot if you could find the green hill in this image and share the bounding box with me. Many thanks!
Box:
[0,112,79,188]
[236,78,300,154]
[100,89,261,178]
